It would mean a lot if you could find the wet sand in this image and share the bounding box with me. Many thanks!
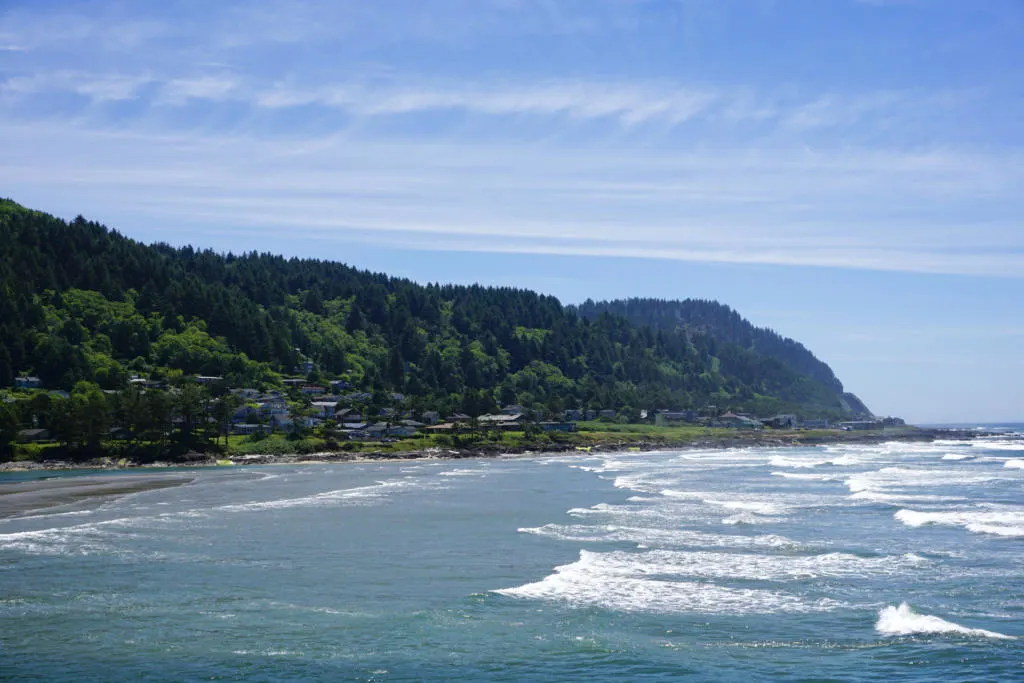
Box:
[0,475,194,517]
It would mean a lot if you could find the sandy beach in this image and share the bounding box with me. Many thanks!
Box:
[0,474,195,518]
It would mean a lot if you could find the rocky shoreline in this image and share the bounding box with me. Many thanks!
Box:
[0,427,981,472]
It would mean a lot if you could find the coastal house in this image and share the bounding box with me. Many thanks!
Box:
[718,412,763,430]
[801,419,830,429]
[195,376,223,385]
[259,399,288,418]
[597,409,617,420]
[501,404,525,415]
[17,428,50,442]
[477,413,528,430]
[232,405,259,423]
[15,376,42,389]
[446,413,472,423]
[564,409,584,421]
[839,420,883,431]
[232,423,266,436]
[311,401,338,418]
[421,410,441,425]
[365,423,390,438]
[760,414,798,429]
[330,379,352,392]
[300,385,326,396]
[335,408,363,423]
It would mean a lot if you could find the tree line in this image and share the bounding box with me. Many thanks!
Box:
[0,197,868,438]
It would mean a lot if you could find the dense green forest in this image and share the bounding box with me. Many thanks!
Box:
[572,298,872,416]
[0,197,870,456]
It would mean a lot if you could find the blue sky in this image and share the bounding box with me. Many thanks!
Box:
[1,0,1022,422]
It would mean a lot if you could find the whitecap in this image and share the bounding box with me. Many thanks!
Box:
[977,441,1024,452]
[439,469,483,477]
[518,523,800,549]
[768,455,832,469]
[494,550,843,615]
[894,508,1024,538]
[704,499,790,516]
[1004,459,1024,469]
[216,480,422,512]
[722,513,782,526]
[876,602,1015,639]
[770,471,838,481]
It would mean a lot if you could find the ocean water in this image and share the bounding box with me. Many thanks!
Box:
[2,432,1023,681]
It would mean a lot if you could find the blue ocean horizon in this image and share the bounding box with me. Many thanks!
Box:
[2,430,1022,681]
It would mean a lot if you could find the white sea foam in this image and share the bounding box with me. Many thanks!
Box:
[0,517,142,556]
[771,471,838,481]
[895,508,1024,538]
[216,480,422,512]
[849,490,963,505]
[509,548,925,585]
[768,455,834,469]
[845,467,998,495]
[876,602,1015,639]
[941,453,974,461]
[977,441,1024,451]
[660,490,789,514]
[613,473,683,493]
[495,550,843,614]
[705,499,789,516]
[1004,459,1024,469]
[518,524,800,549]
[439,469,484,477]
[722,513,781,526]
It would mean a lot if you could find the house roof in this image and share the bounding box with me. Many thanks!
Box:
[478,413,526,423]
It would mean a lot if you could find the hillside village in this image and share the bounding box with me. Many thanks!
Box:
[4,368,901,460]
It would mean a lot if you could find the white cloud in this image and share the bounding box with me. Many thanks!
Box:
[0,71,150,102]
[158,75,240,104]
[0,121,1020,277]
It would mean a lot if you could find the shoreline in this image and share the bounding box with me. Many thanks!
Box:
[0,474,195,518]
[0,426,982,473]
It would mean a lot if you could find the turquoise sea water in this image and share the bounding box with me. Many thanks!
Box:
[2,432,1023,681]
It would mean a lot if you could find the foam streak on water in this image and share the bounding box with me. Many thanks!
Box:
[1,433,1022,681]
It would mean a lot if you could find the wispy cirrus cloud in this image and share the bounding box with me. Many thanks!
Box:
[0,70,151,102]
[1,120,1020,277]
[1,66,970,135]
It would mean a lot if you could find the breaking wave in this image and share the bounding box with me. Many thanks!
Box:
[876,602,1015,639]
[495,550,845,614]
[894,508,1024,537]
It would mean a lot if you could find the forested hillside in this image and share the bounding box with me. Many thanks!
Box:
[573,298,872,416]
[0,199,868,419]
